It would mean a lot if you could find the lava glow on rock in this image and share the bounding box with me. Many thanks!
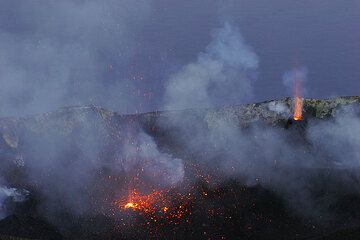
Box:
[114,188,193,225]
[119,189,168,214]
[113,162,216,227]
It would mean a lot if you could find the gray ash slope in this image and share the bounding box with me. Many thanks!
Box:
[1,95,358,149]
[0,96,358,175]
[0,96,359,240]
[140,96,360,124]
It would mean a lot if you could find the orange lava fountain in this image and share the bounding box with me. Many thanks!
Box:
[293,77,303,121]
[293,96,303,121]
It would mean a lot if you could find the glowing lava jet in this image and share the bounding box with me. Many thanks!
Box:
[293,76,303,121]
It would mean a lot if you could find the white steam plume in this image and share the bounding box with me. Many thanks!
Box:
[0,0,152,117]
[308,107,360,168]
[161,22,360,220]
[121,131,184,187]
[164,22,259,110]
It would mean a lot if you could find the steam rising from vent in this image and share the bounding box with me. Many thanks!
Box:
[268,101,290,116]
[164,22,258,110]
[121,132,184,187]
[308,108,360,167]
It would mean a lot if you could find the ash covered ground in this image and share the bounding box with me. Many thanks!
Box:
[0,96,359,239]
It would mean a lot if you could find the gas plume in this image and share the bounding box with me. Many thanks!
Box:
[0,0,152,117]
[164,22,258,110]
[0,10,359,235]
[161,23,360,221]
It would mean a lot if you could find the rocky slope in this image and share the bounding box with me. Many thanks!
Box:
[0,96,359,240]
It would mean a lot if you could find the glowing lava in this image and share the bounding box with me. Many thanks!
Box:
[124,202,137,209]
[293,96,303,121]
[119,189,166,214]
[293,76,303,121]
[114,187,194,225]
[113,162,216,226]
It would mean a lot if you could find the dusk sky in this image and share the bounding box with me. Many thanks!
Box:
[0,0,359,115]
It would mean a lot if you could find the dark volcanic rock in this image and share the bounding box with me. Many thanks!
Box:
[0,215,61,240]
[0,96,359,240]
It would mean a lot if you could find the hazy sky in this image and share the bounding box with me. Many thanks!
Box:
[0,0,359,115]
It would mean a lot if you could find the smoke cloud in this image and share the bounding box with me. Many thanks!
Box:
[120,131,184,187]
[0,4,358,235]
[0,1,188,226]
[0,0,152,117]
[160,22,360,221]
[0,109,185,227]
[164,22,258,110]
[308,107,360,168]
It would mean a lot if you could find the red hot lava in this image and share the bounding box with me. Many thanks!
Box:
[293,77,303,121]
[114,188,193,225]
[119,189,169,214]
[113,162,217,226]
